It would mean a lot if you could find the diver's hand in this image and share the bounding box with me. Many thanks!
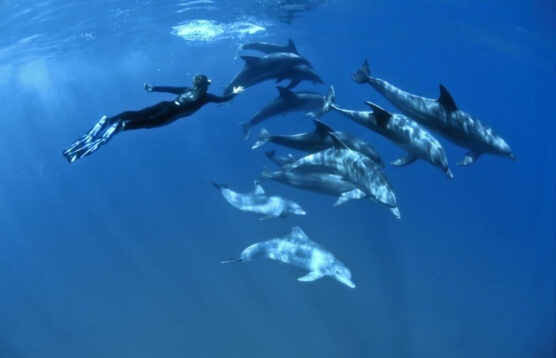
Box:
[232,86,244,95]
[144,83,153,92]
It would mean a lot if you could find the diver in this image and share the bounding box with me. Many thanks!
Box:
[63,75,244,163]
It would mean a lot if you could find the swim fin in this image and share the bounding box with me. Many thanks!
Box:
[63,115,122,163]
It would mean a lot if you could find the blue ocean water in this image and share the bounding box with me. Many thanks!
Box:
[1,0,555,357]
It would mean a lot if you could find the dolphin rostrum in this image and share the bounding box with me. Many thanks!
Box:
[352,59,515,166]
[213,182,306,220]
[222,226,356,288]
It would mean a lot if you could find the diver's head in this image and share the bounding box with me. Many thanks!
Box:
[193,74,211,92]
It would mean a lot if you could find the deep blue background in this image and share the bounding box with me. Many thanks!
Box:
[0,1,554,357]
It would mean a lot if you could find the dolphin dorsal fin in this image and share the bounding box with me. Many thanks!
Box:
[365,101,392,127]
[241,56,261,67]
[438,84,458,112]
[253,184,265,195]
[312,119,334,134]
[287,38,298,54]
[276,86,296,101]
[291,226,309,240]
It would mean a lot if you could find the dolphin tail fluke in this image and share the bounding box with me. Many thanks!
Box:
[221,257,242,264]
[305,85,335,118]
[252,129,271,149]
[351,59,371,84]
[240,121,252,139]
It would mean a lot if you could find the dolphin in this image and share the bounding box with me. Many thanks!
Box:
[282,135,400,218]
[316,91,452,177]
[262,151,398,213]
[260,166,376,207]
[224,52,313,95]
[222,226,356,288]
[242,38,298,55]
[252,118,385,167]
[352,59,515,166]
[213,182,306,220]
[241,87,329,139]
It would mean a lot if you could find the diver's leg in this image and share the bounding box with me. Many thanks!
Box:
[116,102,175,130]
[62,102,177,163]
[61,107,155,163]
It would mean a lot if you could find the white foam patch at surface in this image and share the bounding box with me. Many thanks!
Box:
[172,19,266,42]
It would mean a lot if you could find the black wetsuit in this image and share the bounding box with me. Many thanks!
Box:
[112,86,236,130]
[63,83,237,163]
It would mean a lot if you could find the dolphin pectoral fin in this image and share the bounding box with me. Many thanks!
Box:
[391,153,417,167]
[333,188,366,207]
[457,151,480,166]
[343,188,366,199]
[332,196,350,207]
[298,271,324,282]
[286,79,301,89]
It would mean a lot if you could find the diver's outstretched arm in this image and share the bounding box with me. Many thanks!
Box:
[206,93,236,103]
[207,86,244,103]
[144,83,188,94]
